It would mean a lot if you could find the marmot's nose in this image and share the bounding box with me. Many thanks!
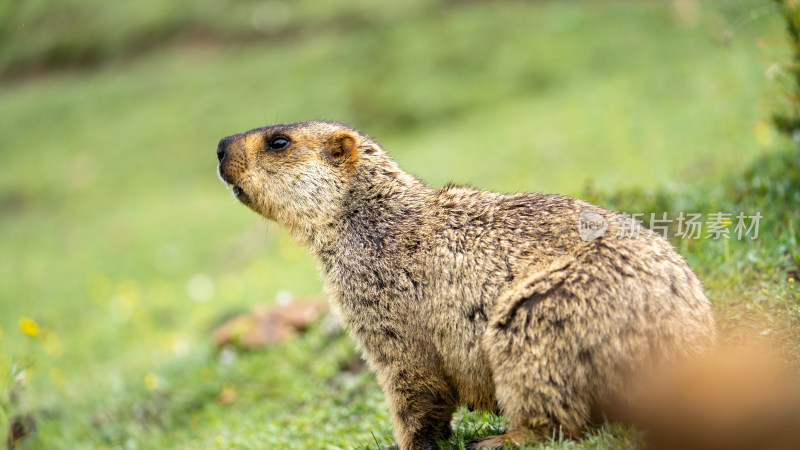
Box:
[217,136,231,162]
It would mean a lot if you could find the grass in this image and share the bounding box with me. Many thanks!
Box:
[0,0,431,76]
[0,0,798,448]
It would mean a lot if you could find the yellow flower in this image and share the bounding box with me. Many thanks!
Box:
[144,372,159,390]
[19,318,39,338]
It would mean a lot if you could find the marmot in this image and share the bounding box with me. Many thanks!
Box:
[216,121,716,449]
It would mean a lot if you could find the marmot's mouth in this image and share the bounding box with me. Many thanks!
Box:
[232,185,248,203]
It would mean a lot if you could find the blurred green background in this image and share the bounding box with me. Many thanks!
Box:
[1,0,798,448]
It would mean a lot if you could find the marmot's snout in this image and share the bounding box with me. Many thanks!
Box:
[216,135,233,183]
[216,134,247,201]
[216,136,231,163]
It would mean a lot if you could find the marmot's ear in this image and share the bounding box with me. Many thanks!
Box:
[326,130,358,166]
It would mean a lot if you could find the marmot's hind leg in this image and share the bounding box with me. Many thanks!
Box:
[465,430,534,449]
[477,247,715,448]
[478,260,604,446]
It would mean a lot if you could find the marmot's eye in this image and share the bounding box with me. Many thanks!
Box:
[268,136,290,151]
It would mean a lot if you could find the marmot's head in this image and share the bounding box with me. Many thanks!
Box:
[216,120,383,245]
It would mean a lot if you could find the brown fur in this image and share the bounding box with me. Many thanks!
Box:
[216,121,716,449]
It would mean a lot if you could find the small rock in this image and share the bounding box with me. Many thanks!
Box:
[211,299,325,350]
